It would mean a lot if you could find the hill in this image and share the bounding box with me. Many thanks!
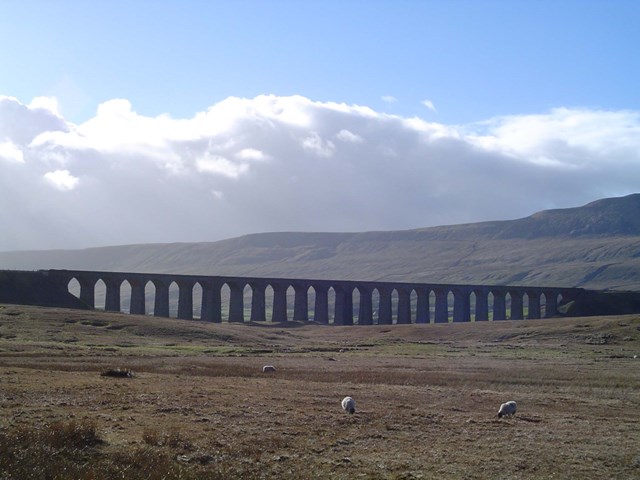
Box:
[2,194,640,290]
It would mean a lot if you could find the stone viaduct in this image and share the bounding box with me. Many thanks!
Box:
[41,269,584,324]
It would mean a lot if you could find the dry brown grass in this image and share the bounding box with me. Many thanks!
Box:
[1,304,639,479]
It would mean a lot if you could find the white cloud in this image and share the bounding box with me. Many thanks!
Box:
[1,93,639,251]
[196,153,248,178]
[466,108,640,168]
[336,129,363,143]
[29,96,60,116]
[0,141,24,163]
[302,132,335,158]
[44,169,79,191]
[32,98,182,161]
[236,148,270,161]
[421,99,437,112]
[382,95,397,103]
[0,95,68,145]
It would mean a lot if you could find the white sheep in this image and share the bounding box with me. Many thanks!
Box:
[497,400,517,418]
[262,365,276,373]
[341,396,356,414]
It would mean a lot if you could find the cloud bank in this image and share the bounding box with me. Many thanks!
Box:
[1,93,639,251]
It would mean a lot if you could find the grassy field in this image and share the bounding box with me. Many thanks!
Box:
[1,304,639,479]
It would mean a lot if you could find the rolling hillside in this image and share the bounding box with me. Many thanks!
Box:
[2,194,640,290]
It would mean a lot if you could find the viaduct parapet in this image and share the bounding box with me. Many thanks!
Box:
[30,269,587,324]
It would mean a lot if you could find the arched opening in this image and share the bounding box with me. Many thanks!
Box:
[308,286,318,322]
[328,287,336,324]
[447,290,455,322]
[555,292,566,316]
[372,288,380,324]
[216,283,226,321]
[286,285,296,320]
[193,282,203,319]
[169,281,179,318]
[505,292,512,320]
[145,280,155,316]
[265,285,275,322]
[391,289,399,324]
[243,284,253,320]
[94,279,107,310]
[67,277,80,299]
[470,291,477,321]
[540,292,548,318]
[352,288,361,325]
[120,280,132,314]
[410,289,418,323]
[216,283,228,321]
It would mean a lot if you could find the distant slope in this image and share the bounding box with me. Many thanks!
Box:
[2,194,640,290]
[403,193,640,240]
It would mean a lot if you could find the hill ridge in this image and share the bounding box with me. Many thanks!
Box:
[1,193,640,290]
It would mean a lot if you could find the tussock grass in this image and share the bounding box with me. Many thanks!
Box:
[0,422,269,479]
[0,420,101,479]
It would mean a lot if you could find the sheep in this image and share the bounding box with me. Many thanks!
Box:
[497,400,517,418]
[262,365,276,373]
[341,396,356,414]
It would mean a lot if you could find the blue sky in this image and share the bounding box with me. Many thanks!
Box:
[1,1,639,251]
[3,0,638,123]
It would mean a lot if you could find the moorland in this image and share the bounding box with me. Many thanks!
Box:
[1,304,639,479]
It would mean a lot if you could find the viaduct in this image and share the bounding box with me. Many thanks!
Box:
[4,269,640,323]
[26,269,588,324]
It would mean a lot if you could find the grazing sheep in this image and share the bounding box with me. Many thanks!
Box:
[262,365,276,373]
[498,400,517,418]
[341,396,356,414]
